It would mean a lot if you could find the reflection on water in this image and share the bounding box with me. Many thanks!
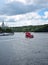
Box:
[0,32,48,65]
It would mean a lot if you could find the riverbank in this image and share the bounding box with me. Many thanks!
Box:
[0,24,48,32]
[10,24,48,32]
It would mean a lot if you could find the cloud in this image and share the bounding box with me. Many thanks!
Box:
[38,8,48,16]
[0,0,48,26]
[0,12,48,27]
[0,15,7,21]
[0,0,48,15]
[0,11,48,22]
[44,11,48,18]
[6,0,48,6]
[0,2,40,15]
[6,0,34,5]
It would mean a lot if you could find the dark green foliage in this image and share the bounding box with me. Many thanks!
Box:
[5,28,13,33]
[0,24,48,32]
[0,27,13,33]
[10,24,48,32]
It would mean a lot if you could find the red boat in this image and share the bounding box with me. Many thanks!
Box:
[25,32,34,38]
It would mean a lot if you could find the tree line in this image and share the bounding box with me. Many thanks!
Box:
[0,24,48,32]
[10,24,48,32]
[0,27,13,33]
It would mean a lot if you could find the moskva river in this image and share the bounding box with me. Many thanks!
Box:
[0,32,48,65]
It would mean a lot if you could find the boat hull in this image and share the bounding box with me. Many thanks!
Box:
[0,33,14,36]
[25,32,34,38]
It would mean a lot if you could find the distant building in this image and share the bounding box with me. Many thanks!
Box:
[2,22,5,28]
[1,22,8,29]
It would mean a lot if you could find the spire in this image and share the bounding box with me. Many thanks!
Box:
[2,22,5,28]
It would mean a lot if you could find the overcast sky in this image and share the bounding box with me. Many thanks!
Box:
[0,0,48,27]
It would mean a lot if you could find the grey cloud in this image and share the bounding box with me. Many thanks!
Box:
[33,0,48,4]
[0,0,48,15]
[34,0,48,7]
[0,2,28,15]
[0,17,6,21]
[6,18,15,22]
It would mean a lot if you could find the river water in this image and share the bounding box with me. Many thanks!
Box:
[0,32,48,65]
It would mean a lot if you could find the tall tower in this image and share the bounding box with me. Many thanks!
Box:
[2,22,4,27]
[1,22,5,29]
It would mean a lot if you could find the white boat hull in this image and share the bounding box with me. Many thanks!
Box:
[0,33,14,36]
